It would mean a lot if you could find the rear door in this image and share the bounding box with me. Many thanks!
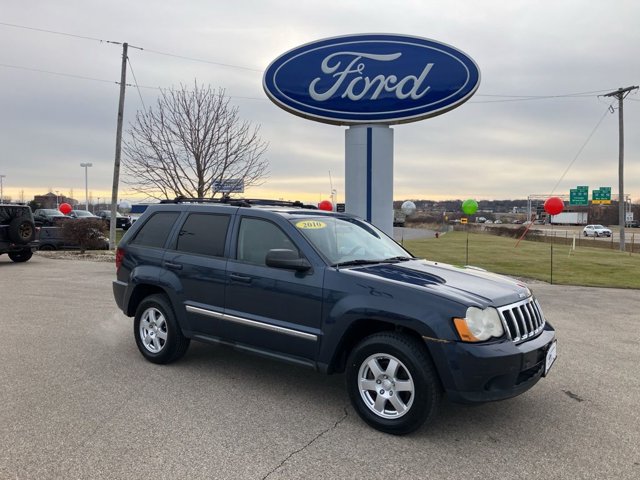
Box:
[162,209,232,337]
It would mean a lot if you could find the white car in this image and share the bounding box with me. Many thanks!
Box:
[583,224,612,237]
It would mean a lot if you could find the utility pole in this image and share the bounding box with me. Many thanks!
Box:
[0,175,5,203]
[604,86,638,252]
[110,42,128,249]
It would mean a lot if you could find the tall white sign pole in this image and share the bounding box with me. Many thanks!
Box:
[345,125,394,236]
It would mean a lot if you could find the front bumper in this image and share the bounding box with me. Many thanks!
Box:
[429,323,556,404]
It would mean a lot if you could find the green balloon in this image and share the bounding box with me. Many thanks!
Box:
[461,199,478,215]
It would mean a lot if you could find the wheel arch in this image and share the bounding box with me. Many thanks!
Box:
[327,318,429,375]
[126,283,168,317]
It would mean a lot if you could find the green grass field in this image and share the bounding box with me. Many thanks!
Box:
[404,231,640,289]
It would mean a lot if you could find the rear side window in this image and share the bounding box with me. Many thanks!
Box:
[130,212,179,248]
[175,213,230,257]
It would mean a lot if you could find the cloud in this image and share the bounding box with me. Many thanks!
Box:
[1,0,639,204]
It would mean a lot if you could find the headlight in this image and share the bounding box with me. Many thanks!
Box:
[453,307,504,342]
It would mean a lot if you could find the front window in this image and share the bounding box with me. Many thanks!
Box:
[237,217,299,266]
[291,216,410,266]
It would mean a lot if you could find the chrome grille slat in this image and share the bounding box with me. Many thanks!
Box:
[498,297,546,343]
[523,303,534,331]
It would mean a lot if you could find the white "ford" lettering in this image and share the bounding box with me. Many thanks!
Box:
[309,51,433,102]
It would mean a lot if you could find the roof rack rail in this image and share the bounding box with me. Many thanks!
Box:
[159,196,318,209]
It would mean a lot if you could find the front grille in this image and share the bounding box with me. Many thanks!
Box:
[497,297,546,343]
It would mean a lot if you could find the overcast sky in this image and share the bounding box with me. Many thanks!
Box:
[1,0,639,205]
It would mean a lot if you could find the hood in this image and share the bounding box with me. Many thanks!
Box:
[346,260,531,308]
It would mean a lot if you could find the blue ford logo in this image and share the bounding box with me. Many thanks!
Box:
[263,34,480,125]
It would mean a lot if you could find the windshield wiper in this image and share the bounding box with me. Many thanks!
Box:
[381,256,414,263]
[332,256,414,268]
[332,259,385,268]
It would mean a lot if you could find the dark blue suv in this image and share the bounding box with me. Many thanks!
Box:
[113,199,557,434]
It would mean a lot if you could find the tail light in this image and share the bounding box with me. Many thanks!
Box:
[115,247,125,271]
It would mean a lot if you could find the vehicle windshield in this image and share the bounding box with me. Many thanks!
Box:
[72,210,94,217]
[291,216,411,266]
[42,209,65,215]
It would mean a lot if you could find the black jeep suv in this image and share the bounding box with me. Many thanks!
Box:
[0,204,37,262]
[113,199,557,434]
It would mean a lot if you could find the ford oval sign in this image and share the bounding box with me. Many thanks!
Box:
[263,34,480,125]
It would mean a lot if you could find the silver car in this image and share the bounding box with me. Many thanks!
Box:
[583,224,612,237]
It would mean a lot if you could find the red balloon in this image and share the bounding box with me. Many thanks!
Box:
[59,203,72,215]
[544,197,564,216]
[318,200,333,211]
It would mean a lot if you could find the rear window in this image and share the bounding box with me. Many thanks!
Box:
[175,213,230,257]
[130,212,179,248]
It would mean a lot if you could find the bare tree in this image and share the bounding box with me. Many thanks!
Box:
[123,83,269,199]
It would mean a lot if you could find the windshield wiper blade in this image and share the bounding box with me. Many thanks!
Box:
[382,256,414,262]
[332,259,385,267]
[332,256,415,268]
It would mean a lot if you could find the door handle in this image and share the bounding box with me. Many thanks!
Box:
[229,273,252,283]
[164,261,183,270]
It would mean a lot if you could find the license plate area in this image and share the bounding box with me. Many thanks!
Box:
[544,340,557,376]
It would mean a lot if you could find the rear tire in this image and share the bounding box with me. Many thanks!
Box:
[134,294,190,364]
[346,332,442,435]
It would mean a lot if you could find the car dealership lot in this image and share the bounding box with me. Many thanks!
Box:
[1,254,639,479]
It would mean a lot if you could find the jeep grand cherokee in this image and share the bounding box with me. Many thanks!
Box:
[113,199,557,435]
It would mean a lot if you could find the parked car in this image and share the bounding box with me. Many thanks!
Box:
[33,208,71,226]
[0,204,37,262]
[96,210,132,230]
[583,224,612,237]
[113,198,557,435]
[67,210,99,219]
[625,220,639,228]
[37,225,108,251]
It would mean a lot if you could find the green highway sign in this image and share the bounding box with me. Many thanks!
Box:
[592,187,612,205]
[570,186,589,205]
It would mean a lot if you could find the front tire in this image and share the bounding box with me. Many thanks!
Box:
[8,249,33,262]
[134,294,190,364]
[346,332,442,435]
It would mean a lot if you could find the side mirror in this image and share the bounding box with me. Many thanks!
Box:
[265,249,311,272]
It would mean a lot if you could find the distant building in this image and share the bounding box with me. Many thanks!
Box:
[33,192,77,209]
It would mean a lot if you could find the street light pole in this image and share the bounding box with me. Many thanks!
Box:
[80,163,93,210]
[0,175,5,203]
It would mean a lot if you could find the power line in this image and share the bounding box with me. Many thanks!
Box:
[0,61,614,105]
[127,57,147,112]
[0,20,106,43]
[549,104,612,196]
[0,21,262,72]
[475,89,610,99]
[0,62,118,85]
[142,48,262,72]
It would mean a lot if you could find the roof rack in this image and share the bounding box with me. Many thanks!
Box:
[159,196,318,209]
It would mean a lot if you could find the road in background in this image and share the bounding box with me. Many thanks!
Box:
[1,254,639,479]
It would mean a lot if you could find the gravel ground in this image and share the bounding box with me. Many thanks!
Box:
[35,250,116,262]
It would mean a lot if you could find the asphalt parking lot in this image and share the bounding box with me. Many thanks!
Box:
[1,254,639,480]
